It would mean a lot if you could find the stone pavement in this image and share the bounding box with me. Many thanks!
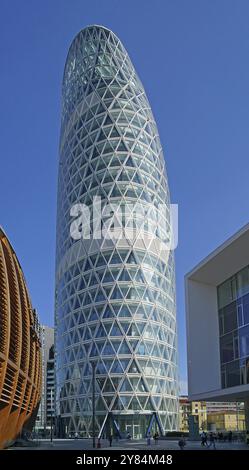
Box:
[9,438,249,451]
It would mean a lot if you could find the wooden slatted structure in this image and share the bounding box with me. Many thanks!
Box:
[0,228,42,448]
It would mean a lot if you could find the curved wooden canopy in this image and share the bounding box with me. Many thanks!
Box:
[0,228,42,448]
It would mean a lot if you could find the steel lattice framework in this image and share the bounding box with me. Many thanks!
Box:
[0,228,42,448]
[55,25,179,437]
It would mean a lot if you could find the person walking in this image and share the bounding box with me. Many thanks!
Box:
[201,431,207,447]
[178,435,186,450]
[218,432,223,442]
[208,432,216,449]
[109,433,113,447]
[154,431,159,445]
[147,432,151,446]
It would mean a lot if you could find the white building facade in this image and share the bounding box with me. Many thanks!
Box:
[185,223,249,429]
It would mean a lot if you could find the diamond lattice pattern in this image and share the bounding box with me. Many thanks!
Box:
[55,25,179,436]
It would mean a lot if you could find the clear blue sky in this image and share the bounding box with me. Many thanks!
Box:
[1,0,249,393]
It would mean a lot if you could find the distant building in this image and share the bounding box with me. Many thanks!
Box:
[185,223,249,431]
[206,401,241,413]
[179,396,245,432]
[179,397,206,432]
[35,326,54,434]
[179,396,191,432]
[46,344,55,426]
[190,400,207,431]
[0,227,42,448]
[207,410,244,432]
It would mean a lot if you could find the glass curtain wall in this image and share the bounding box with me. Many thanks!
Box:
[218,265,249,388]
[55,25,179,437]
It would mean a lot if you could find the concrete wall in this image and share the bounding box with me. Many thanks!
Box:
[186,279,221,399]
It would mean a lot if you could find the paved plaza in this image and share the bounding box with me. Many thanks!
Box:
[9,438,249,451]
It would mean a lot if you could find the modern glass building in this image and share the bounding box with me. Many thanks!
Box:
[218,266,249,389]
[55,25,179,438]
[185,223,249,431]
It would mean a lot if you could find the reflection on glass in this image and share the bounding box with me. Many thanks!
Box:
[218,264,249,388]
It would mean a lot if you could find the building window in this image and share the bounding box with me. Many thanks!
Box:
[218,264,249,389]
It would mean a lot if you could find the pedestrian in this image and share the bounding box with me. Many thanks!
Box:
[218,432,223,442]
[246,430,249,445]
[208,432,216,449]
[178,435,186,450]
[154,431,159,445]
[109,433,113,447]
[228,431,232,443]
[200,431,207,447]
[147,432,151,446]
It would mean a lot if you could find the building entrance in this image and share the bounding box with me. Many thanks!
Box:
[125,424,142,439]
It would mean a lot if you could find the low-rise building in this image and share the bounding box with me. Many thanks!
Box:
[179,396,245,432]
[207,410,244,432]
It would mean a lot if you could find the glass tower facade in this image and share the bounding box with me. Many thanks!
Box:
[218,265,249,389]
[55,25,179,437]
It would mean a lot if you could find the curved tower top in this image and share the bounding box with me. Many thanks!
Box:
[61,25,144,134]
[55,25,179,438]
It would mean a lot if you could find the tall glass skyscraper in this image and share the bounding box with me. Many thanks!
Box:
[55,25,179,438]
